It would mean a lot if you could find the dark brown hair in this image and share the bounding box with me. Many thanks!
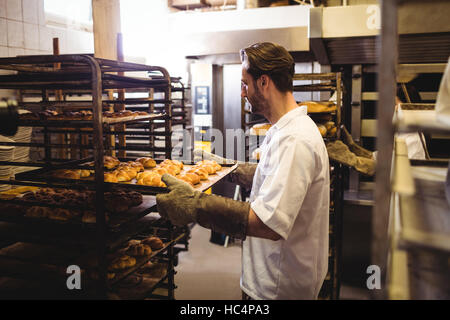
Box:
[240,42,295,92]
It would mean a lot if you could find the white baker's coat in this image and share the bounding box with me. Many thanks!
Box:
[241,106,330,300]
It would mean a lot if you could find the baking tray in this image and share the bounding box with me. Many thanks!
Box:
[14,161,238,195]
[17,113,166,128]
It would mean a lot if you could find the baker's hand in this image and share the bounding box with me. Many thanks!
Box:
[228,163,257,191]
[156,174,250,239]
[156,174,198,226]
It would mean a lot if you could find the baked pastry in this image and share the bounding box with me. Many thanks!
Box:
[82,211,109,224]
[188,167,209,180]
[104,172,118,183]
[136,157,157,168]
[177,174,195,186]
[178,173,200,185]
[25,206,50,218]
[195,161,219,174]
[160,163,180,175]
[317,124,327,137]
[52,169,81,180]
[126,243,152,257]
[113,168,136,182]
[152,167,169,176]
[161,159,184,170]
[47,208,75,221]
[298,101,337,113]
[136,171,166,187]
[250,123,271,136]
[103,156,121,169]
[203,160,222,172]
[108,255,136,271]
[142,236,164,250]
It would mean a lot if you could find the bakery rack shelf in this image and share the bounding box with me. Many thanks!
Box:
[0,53,181,299]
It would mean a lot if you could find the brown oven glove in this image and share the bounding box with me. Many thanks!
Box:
[341,125,374,159]
[326,140,376,176]
[156,174,250,240]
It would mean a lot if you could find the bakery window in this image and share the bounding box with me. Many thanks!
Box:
[44,0,93,32]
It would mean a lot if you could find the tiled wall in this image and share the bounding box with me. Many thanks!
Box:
[0,0,94,58]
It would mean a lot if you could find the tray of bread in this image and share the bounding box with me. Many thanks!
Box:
[14,156,238,195]
[0,186,157,230]
[18,109,164,126]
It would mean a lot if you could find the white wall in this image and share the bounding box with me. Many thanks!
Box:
[0,0,93,58]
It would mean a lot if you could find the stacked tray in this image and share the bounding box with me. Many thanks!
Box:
[0,136,15,192]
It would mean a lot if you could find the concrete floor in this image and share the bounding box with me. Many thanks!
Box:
[174,224,371,300]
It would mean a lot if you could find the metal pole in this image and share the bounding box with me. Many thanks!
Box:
[373,0,398,300]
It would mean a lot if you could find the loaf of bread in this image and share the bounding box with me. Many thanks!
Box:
[187,167,209,180]
[135,157,157,168]
[104,172,118,183]
[160,163,180,175]
[25,206,50,218]
[317,124,327,137]
[126,243,152,257]
[152,167,169,176]
[108,255,136,271]
[142,236,164,250]
[298,101,337,113]
[136,171,166,187]
[161,159,184,170]
[250,123,272,136]
[47,208,75,221]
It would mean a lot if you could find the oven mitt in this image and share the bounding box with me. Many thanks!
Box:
[341,125,374,159]
[156,174,250,240]
[326,140,375,176]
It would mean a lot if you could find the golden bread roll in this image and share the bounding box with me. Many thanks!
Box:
[177,174,195,186]
[195,161,216,174]
[104,172,118,183]
[136,157,156,168]
[142,236,164,250]
[298,101,337,113]
[324,121,335,131]
[171,159,184,170]
[136,172,165,187]
[317,124,327,137]
[152,167,169,176]
[328,126,337,137]
[184,172,200,185]
[188,167,209,180]
[202,160,222,171]
[250,123,272,136]
[160,163,180,175]
[103,156,120,169]
[119,161,144,172]
[161,159,184,170]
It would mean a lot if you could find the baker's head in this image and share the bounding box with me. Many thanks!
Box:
[240,42,295,93]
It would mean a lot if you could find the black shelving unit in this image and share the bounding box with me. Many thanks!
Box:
[0,54,186,299]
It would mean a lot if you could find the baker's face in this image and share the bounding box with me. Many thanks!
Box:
[241,66,268,115]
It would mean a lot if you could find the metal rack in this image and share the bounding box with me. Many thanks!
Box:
[375,0,450,300]
[294,72,344,300]
[0,54,186,299]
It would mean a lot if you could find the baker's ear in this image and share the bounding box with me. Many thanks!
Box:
[260,75,268,87]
